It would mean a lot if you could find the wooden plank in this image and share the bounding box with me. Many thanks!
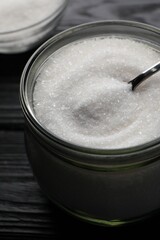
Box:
[0,83,24,129]
[0,130,55,236]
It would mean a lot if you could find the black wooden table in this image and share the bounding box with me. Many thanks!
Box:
[1,0,160,239]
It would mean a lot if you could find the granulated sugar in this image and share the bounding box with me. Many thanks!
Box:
[33,36,160,149]
[0,0,64,32]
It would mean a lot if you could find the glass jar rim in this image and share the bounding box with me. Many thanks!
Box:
[20,20,160,166]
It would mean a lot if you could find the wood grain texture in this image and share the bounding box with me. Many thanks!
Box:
[1,0,160,238]
[0,131,53,236]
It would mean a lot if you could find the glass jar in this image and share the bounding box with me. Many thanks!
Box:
[20,20,160,226]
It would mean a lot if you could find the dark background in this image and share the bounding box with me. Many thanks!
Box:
[0,0,160,239]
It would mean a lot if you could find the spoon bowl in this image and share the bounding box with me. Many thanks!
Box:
[129,61,160,90]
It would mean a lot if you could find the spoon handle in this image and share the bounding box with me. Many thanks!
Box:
[129,61,160,90]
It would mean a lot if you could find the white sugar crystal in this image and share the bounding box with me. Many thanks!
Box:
[33,36,160,149]
[0,0,64,32]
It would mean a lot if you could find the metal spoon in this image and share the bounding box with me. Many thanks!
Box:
[128,61,160,91]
